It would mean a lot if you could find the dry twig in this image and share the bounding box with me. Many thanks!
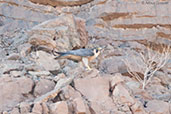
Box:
[123,44,170,89]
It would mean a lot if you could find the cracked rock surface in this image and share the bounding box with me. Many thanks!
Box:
[0,0,171,114]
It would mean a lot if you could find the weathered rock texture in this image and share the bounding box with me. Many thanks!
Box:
[29,0,93,6]
[0,0,171,114]
[28,14,88,51]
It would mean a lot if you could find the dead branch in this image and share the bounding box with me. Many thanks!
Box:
[34,68,84,103]
[123,44,170,90]
[34,75,76,103]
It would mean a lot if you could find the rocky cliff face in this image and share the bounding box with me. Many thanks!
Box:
[0,0,171,114]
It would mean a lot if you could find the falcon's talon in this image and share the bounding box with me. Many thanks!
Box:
[86,66,92,71]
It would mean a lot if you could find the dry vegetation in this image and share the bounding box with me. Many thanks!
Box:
[123,43,171,89]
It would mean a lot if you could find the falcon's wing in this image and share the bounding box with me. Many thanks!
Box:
[67,48,94,57]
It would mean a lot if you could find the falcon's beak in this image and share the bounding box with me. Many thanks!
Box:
[97,47,102,51]
[97,46,105,51]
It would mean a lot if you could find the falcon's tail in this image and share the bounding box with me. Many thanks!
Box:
[52,50,68,59]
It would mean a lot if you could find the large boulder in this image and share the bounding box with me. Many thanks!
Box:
[28,14,88,52]
[74,76,117,113]
[34,79,56,97]
[0,77,34,112]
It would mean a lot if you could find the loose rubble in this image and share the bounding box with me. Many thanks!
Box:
[0,0,171,114]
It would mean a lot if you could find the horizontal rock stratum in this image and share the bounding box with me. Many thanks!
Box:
[0,0,171,113]
[29,0,93,6]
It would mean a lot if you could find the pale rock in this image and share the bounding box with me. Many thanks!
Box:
[67,102,75,114]
[73,97,86,114]
[146,83,170,98]
[74,77,110,102]
[28,71,51,77]
[0,77,34,111]
[146,100,170,114]
[110,73,124,89]
[32,103,42,114]
[90,101,117,114]
[7,53,20,60]
[118,104,132,114]
[2,111,8,114]
[74,76,117,113]
[10,71,22,77]
[18,43,32,57]
[89,102,106,114]
[35,51,60,71]
[0,60,24,75]
[50,101,69,114]
[81,68,100,78]
[61,85,82,100]
[19,102,31,114]
[53,73,66,82]
[100,57,126,74]
[25,64,44,72]
[153,94,171,102]
[0,0,57,33]
[28,14,88,51]
[34,79,55,97]
[41,102,49,114]
[113,84,135,106]
[155,71,171,86]
[131,101,147,114]
[10,108,20,114]
[0,49,7,60]
[125,81,141,90]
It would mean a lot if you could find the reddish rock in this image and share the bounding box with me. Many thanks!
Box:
[49,101,69,114]
[89,102,106,114]
[42,102,49,114]
[34,79,55,97]
[0,77,34,112]
[113,83,135,106]
[32,102,42,114]
[29,34,56,50]
[89,101,117,114]
[74,76,117,113]
[29,0,93,6]
[74,77,110,102]
[61,85,82,100]
[10,108,20,114]
[75,17,88,48]
[73,97,86,114]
